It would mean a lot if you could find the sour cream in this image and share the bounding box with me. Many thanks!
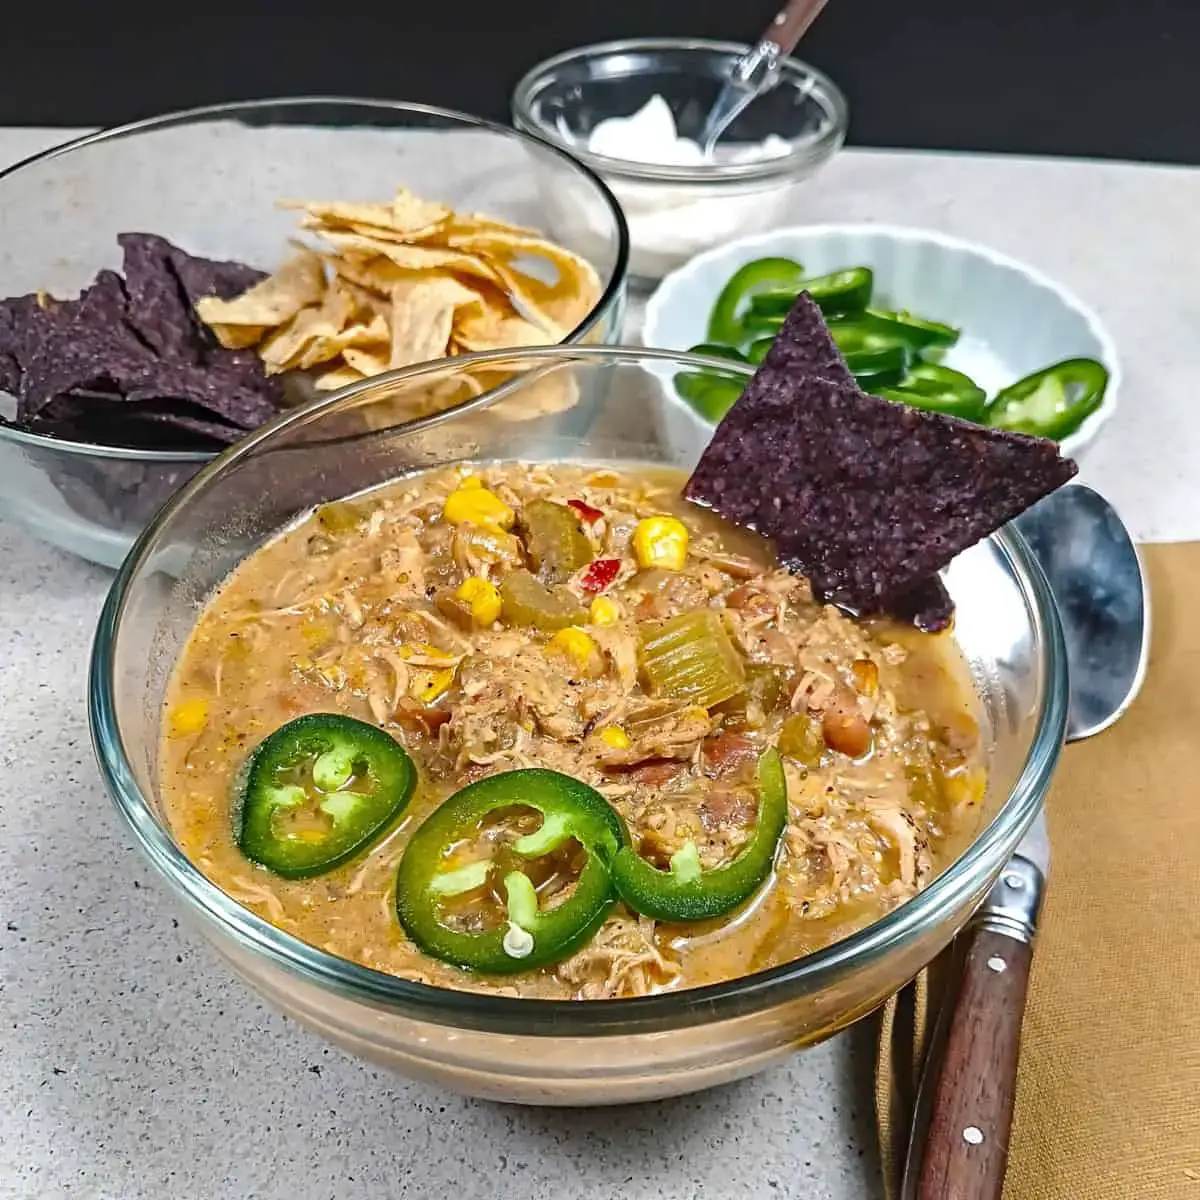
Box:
[583,96,792,166]
[545,96,803,280]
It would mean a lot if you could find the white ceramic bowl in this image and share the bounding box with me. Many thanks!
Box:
[643,224,1120,460]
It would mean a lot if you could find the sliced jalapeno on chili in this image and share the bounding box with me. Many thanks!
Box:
[985,357,1108,441]
[395,768,627,973]
[706,257,805,346]
[611,749,787,923]
[236,713,416,879]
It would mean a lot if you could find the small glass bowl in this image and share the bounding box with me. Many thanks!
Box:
[90,345,1067,1106]
[513,38,848,285]
[0,98,629,568]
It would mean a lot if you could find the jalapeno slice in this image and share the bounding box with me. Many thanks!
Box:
[985,357,1108,440]
[747,336,775,365]
[611,749,787,923]
[830,310,961,357]
[876,362,988,421]
[748,267,875,320]
[236,713,416,879]
[844,346,910,389]
[705,257,806,346]
[395,769,627,973]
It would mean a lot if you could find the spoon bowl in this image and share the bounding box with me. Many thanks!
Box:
[1012,482,1150,742]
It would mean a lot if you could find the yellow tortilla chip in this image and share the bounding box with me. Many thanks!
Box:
[441,213,543,240]
[319,232,503,288]
[388,275,483,369]
[313,365,366,391]
[330,276,391,321]
[282,189,449,236]
[296,314,389,371]
[207,323,270,350]
[194,249,325,328]
[257,284,355,373]
[341,347,392,377]
[452,308,548,353]
[446,231,601,333]
[196,184,604,395]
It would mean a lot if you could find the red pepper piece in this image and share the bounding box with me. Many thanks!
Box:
[579,558,621,594]
[568,498,604,525]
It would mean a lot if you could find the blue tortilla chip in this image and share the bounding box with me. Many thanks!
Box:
[3,234,282,451]
[759,293,855,388]
[684,319,1076,623]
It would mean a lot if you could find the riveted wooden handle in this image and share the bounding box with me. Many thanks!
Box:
[759,0,829,56]
[913,928,1033,1200]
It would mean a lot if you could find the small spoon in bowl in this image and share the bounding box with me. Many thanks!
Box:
[698,0,831,159]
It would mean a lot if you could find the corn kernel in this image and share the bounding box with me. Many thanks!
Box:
[547,626,603,677]
[169,697,210,736]
[589,595,620,626]
[454,577,503,625]
[400,642,458,704]
[459,475,483,490]
[596,725,629,749]
[443,485,514,530]
[632,515,689,571]
[410,668,455,704]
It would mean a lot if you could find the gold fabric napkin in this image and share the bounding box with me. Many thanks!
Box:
[876,542,1200,1199]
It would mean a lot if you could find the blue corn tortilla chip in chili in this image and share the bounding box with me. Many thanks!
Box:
[758,292,855,388]
[683,341,1075,626]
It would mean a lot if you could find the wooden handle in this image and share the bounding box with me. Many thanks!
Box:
[759,0,830,56]
[913,927,1033,1200]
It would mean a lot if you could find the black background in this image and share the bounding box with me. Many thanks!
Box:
[4,0,1197,163]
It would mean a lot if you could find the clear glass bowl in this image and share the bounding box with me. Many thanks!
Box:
[512,39,848,285]
[0,98,629,568]
[89,346,1067,1106]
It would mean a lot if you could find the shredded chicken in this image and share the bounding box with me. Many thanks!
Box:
[556,916,681,999]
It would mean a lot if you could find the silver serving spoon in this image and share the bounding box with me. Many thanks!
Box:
[698,0,831,159]
[902,481,1149,1200]
[1013,481,1150,741]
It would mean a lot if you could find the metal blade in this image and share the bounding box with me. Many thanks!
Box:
[1012,805,1050,876]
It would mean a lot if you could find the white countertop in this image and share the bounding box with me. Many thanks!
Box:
[2,129,1198,1200]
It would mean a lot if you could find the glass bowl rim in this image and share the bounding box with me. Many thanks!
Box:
[0,95,630,462]
[512,37,849,186]
[89,343,1068,1036]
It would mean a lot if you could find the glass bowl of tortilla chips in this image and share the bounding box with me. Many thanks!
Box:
[0,98,629,568]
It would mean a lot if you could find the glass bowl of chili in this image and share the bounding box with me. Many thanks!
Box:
[90,345,1067,1106]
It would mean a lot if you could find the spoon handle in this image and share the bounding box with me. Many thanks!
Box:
[758,0,829,57]
[905,858,1044,1200]
[911,929,1032,1199]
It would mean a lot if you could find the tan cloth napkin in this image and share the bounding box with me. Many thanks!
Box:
[876,542,1200,1199]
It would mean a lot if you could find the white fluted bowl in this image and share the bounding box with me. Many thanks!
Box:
[643,224,1119,461]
